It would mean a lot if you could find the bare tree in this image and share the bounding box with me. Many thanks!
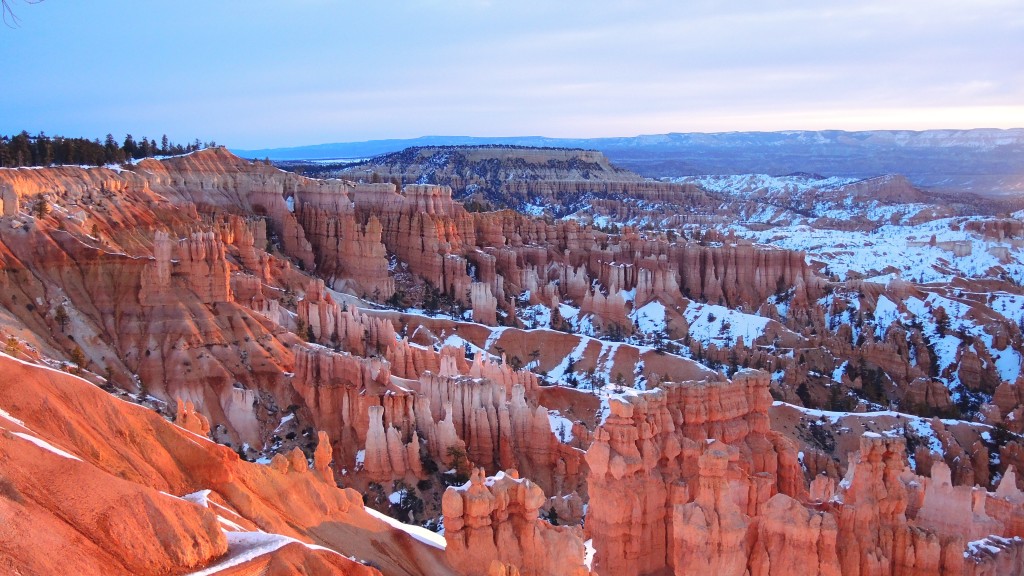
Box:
[2,0,43,28]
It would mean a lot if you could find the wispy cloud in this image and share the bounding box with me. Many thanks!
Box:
[0,0,1020,147]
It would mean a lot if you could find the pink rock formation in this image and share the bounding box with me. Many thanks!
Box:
[175,398,212,437]
[471,282,499,325]
[585,370,808,576]
[442,468,592,576]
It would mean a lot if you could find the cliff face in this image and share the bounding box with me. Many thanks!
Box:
[1,148,1023,574]
[331,145,727,224]
[442,469,593,576]
[584,370,803,575]
[0,352,440,576]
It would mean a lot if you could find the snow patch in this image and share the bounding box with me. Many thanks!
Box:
[10,431,82,461]
[364,506,447,549]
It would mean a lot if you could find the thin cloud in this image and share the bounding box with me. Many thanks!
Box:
[0,1,1020,147]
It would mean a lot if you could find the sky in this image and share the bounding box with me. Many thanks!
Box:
[1,0,1022,148]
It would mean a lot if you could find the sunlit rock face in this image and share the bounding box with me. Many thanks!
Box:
[1,146,1024,574]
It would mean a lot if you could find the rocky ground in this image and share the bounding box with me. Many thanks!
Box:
[0,146,1022,575]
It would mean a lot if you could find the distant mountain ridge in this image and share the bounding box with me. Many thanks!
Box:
[233,128,1024,196]
[234,128,1024,160]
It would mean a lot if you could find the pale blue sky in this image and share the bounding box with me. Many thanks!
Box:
[1,0,1022,148]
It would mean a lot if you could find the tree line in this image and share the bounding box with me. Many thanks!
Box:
[0,131,216,168]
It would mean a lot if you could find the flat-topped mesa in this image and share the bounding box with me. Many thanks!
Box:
[442,468,593,576]
[141,230,232,305]
[338,146,719,215]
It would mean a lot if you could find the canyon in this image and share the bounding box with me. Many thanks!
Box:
[0,145,1023,575]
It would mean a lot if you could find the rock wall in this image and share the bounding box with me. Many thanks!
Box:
[442,469,593,576]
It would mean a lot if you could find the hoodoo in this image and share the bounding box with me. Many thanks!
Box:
[1,135,1023,575]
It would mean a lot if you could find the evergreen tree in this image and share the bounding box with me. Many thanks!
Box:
[104,133,121,164]
[33,197,49,219]
[34,131,53,165]
[547,506,559,526]
[0,135,11,167]
[54,304,69,333]
[11,131,31,166]
[0,131,204,168]
[122,134,137,159]
[69,347,85,375]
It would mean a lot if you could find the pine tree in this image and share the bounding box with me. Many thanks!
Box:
[11,131,30,166]
[104,133,120,164]
[54,304,69,333]
[69,347,85,375]
[547,506,559,526]
[33,197,49,219]
[122,134,137,159]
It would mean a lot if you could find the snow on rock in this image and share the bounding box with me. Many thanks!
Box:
[964,535,1024,560]
[182,489,212,508]
[631,301,666,333]
[671,173,859,198]
[547,410,575,443]
[831,361,848,384]
[906,418,944,455]
[904,292,1022,384]
[546,337,590,384]
[10,431,82,461]
[733,217,1024,284]
[184,530,355,576]
[683,301,769,347]
[364,506,446,550]
[872,295,900,337]
[484,327,510,355]
[0,406,25,427]
[990,292,1024,326]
